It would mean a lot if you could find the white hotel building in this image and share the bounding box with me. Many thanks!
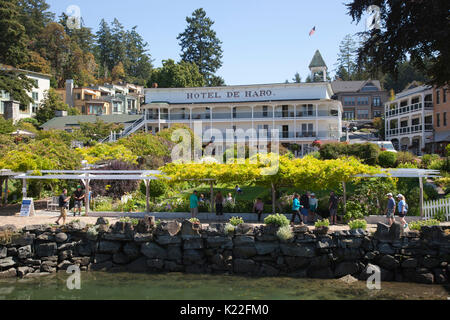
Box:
[127,82,343,156]
[385,84,434,155]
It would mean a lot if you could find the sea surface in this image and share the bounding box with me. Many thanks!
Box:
[0,272,448,300]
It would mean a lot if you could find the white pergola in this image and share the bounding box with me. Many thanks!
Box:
[14,170,164,215]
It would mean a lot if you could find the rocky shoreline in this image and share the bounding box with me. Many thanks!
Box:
[0,218,449,285]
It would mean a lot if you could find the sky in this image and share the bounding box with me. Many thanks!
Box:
[46,0,370,86]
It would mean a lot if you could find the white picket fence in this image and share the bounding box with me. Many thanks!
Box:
[423,198,450,221]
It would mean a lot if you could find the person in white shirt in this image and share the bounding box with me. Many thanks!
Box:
[309,193,318,222]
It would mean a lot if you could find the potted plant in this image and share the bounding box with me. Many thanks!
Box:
[314,219,330,235]
[189,218,201,230]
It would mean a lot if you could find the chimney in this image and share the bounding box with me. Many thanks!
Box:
[65,79,74,108]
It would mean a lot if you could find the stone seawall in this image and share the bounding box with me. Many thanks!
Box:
[0,219,449,285]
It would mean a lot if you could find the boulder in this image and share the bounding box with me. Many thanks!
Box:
[233,259,256,274]
[310,255,332,268]
[0,268,17,279]
[378,243,395,255]
[234,235,255,247]
[255,242,279,255]
[167,246,182,261]
[259,264,279,276]
[103,233,131,241]
[183,250,204,264]
[422,256,440,269]
[235,224,255,235]
[0,246,6,259]
[11,233,35,247]
[91,261,113,271]
[285,256,310,269]
[17,266,33,277]
[94,254,112,264]
[95,217,109,225]
[155,220,180,236]
[401,258,418,269]
[72,257,91,266]
[135,217,155,234]
[57,260,73,270]
[17,245,32,259]
[433,268,447,284]
[334,262,359,278]
[164,260,184,272]
[55,233,68,243]
[183,238,204,250]
[126,257,148,273]
[36,243,58,257]
[155,235,181,246]
[98,241,121,254]
[378,255,400,270]
[0,257,16,268]
[233,246,257,259]
[141,242,167,259]
[414,271,434,284]
[7,247,17,257]
[58,250,73,261]
[280,243,316,257]
[374,222,403,241]
[147,258,164,270]
[40,262,56,273]
[113,252,130,265]
[133,233,153,243]
[180,220,200,238]
[339,274,359,284]
[123,243,140,259]
[206,236,233,249]
[76,242,93,256]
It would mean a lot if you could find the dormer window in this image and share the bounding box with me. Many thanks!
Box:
[361,82,378,92]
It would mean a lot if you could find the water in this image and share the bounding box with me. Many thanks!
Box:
[0,272,448,300]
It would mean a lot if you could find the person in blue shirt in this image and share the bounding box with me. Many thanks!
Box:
[190,191,199,218]
[397,194,408,229]
[291,193,304,226]
[385,193,396,226]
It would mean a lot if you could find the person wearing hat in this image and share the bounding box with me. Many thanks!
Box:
[385,193,396,226]
[397,194,408,229]
[73,185,85,217]
[309,193,318,222]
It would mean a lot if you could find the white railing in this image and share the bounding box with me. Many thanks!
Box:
[423,198,450,221]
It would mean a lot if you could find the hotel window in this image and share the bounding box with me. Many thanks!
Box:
[361,83,378,92]
[344,97,355,106]
[373,110,382,118]
[301,123,314,137]
[372,96,381,107]
[357,97,369,106]
[32,103,38,113]
[436,90,440,104]
[32,92,38,101]
[444,112,447,127]
[444,89,447,103]
[343,111,355,120]
[205,107,210,119]
[262,106,268,117]
[357,109,369,119]
[437,113,440,127]
[76,93,81,100]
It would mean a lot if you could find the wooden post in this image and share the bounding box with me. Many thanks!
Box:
[21,178,26,199]
[419,177,424,217]
[271,183,276,214]
[146,179,150,214]
[210,181,214,214]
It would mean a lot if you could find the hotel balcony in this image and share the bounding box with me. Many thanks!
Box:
[203,131,341,142]
[386,124,433,138]
[385,102,433,118]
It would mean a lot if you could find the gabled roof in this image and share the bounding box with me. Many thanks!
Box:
[0,63,51,78]
[309,50,327,68]
[331,80,382,93]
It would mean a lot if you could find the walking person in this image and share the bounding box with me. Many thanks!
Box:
[309,193,318,222]
[190,191,199,218]
[215,191,224,218]
[300,192,310,224]
[329,191,339,225]
[55,189,70,225]
[226,193,233,203]
[291,193,303,226]
[253,198,264,222]
[73,185,85,217]
[385,193,396,227]
[397,194,408,229]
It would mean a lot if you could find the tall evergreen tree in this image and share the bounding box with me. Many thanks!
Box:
[292,72,302,83]
[110,19,127,70]
[335,34,357,80]
[177,8,223,86]
[124,26,153,84]
[96,19,114,77]
[16,0,54,40]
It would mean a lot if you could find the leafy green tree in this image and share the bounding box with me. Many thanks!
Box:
[177,8,224,86]
[78,119,124,144]
[0,117,15,134]
[0,0,29,66]
[0,70,35,105]
[35,88,69,125]
[149,59,205,88]
[16,0,54,39]
[292,73,302,83]
[347,0,450,87]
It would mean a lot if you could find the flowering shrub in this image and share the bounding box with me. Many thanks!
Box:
[264,214,290,227]
[229,216,244,226]
[348,219,367,230]
[276,225,294,241]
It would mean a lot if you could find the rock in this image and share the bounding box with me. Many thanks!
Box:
[339,274,359,284]
[167,246,182,261]
[378,243,395,255]
[235,224,254,235]
[96,217,109,225]
[76,242,93,256]
[135,217,155,233]
[285,257,310,269]
[113,252,130,265]
[0,256,16,268]
[379,255,400,270]
[402,258,418,269]
[12,233,35,246]
[91,261,113,271]
[414,272,434,284]
[374,222,403,241]
[59,250,73,261]
[234,235,255,247]
[17,266,33,277]
[133,233,153,243]
[255,242,279,255]
[164,260,184,272]
[24,258,41,266]
[72,257,91,266]
[57,260,73,270]
[433,269,447,284]
[308,267,334,279]
[233,259,256,274]
[314,226,329,235]
[126,257,148,273]
[22,225,46,233]
[183,250,204,264]
[0,246,6,259]
[316,238,335,249]
[293,225,309,234]
[183,238,204,250]
[422,256,440,269]
[6,247,17,257]
[67,220,87,231]
[259,264,279,276]
[233,246,257,259]
[36,232,55,242]
[180,220,200,238]
[55,233,68,243]
[0,268,17,279]
[280,243,315,257]
[36,242,57,257]
[123,243,140,259]
[206,236,233,249]
[98,241,121,254]
[334,262,359,278]
[97,224,110,233]
[17,245,32,259]
[185,264,205,274]
[103,233,131,241]
[288,269,308,278]
[159,220,181,236]
[147,259,164,270]
[310,255,332,268]
[155,235,181,246]
[94,254,112,264]
[24,272,52,278]
[359,263,380,280]
[364,252,377,260]
[141,242,167,259]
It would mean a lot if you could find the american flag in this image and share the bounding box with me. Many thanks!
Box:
[309,26,316,36]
